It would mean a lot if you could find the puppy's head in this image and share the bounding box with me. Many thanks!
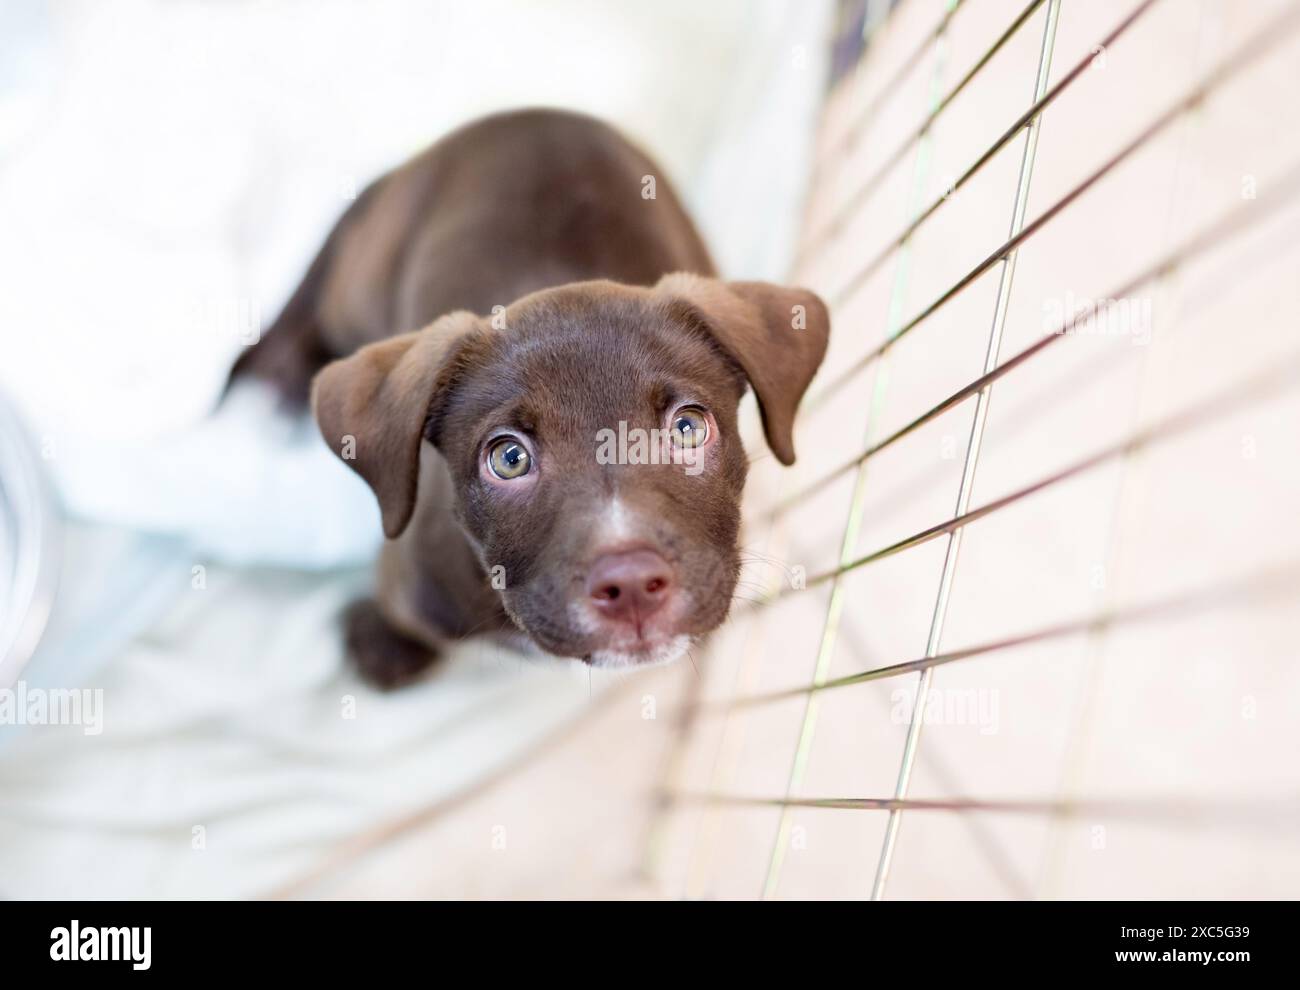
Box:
[313,275,828,668]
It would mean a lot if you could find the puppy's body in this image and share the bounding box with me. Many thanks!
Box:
[236,109,715,397]
[235,108,828,687]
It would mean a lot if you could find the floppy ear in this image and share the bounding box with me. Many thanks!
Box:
[655,273,829,465]
[311,311,480,539]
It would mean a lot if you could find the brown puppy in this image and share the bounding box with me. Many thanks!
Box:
[232,108,829,686]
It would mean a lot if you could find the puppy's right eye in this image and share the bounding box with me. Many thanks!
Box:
[487,437,532,480]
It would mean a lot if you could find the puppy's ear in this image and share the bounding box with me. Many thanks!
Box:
[656,273,829,465]
[311,311,480,539]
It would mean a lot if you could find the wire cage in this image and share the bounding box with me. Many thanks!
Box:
[645,0,1300,899]
[260,0,1300,901]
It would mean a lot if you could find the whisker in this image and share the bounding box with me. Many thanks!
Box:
[685,647,701,679]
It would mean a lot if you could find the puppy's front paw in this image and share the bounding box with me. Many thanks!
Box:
[343,598,439,690]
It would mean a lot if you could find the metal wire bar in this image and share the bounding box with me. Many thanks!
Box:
[637,639,711,885]
[755,157,1300,527]
[807,0,963,195]
[759,15,955,902]
[697,554,1300,716]
[674,489,798,898]
[815,0,1161,306]
[835,614,1037,897]
[801,351,1300,590]
[758,372,881,899]
[811,0,1300,405]
[667,790,1300,834]
[1035,5,1213,888]
[678,0,1300,900]
[798,0,1046,268]
[680,585,783,897]
[871,0,1060,900]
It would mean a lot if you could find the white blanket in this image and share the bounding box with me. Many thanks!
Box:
[0,551,616,898]
[0,0,830,898]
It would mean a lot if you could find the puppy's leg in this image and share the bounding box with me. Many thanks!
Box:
[343,598,440,690]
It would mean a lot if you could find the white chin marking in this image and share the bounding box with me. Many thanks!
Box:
[588,634,693,670]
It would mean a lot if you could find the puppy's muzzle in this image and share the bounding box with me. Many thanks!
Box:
[585,548,675,632]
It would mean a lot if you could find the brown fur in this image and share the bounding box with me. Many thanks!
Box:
[231,108,829,685]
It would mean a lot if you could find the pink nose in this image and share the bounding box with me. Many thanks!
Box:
[586,549,674,624]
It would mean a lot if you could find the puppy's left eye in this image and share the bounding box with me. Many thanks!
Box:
[669,406,709,448]
[487,437,532,480]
